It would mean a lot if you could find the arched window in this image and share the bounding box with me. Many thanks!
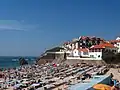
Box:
[98,55,100,57]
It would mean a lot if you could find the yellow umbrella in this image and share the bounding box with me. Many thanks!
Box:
[93,84,111,90]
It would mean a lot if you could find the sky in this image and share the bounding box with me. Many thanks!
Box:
[0,0,120,56]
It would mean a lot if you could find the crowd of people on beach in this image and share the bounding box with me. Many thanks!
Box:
[0,62,119,90]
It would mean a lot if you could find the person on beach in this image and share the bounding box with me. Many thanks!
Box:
[111,79,120,90]
[111,84,120,90]
[114,79,117,86]
[110,73,113,78]
[118,69,120,73]
[111,86,118,90]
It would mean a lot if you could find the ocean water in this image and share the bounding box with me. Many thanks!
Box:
[0,56,37,69]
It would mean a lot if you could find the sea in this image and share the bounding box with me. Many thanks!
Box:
[0,56,37,69]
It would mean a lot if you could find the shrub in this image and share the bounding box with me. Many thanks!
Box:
[102,52,120,64]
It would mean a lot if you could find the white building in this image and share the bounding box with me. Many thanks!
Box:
[71,48,89,57]
[110,37,120,53]
[80,48,89,57]
[89,43,118,60]
[116,37,120,40]
[116,37,120,52]
[67,43,117,60]
[72,49,80,57]
[63,42,72,50]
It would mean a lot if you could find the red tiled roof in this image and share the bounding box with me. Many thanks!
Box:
[109,40,120,43]
[81,36,87,40]
[90,45,105,49]
[64,42,70,44]
[79,48,89,52]
[90,43,115,49]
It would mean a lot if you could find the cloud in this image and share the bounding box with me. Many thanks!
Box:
[0,20,38,31]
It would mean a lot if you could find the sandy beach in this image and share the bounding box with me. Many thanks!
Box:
[106,68,120,81]
[0,63,109,90]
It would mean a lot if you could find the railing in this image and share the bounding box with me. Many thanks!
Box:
[66,56,102,60]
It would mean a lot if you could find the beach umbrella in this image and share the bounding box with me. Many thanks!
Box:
[69,76,74,79]
[22,81,29,84]
[52,77,60,81]
[93,84,111,90]
[44,84,55,88]
[14,84,22,88]
[22,78,29,81]
[31,83,40,87]
[0,80,4,83]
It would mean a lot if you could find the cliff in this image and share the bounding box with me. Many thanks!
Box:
[36,46,67,65]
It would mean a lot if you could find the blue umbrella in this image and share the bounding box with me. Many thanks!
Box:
[14,84,22,88]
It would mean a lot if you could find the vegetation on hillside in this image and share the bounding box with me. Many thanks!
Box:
[102,52,120,64]
[45,47,65,52]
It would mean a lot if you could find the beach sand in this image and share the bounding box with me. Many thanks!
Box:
[53,84,68,90]
[106,68,120,81]
[6,87,13,90]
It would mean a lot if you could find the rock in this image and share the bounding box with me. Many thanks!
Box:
[19,57,28,66]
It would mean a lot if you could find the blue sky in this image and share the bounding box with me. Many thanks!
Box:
[0,0,120,56]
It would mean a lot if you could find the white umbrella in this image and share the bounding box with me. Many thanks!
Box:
[31,83,40,87]
[22,79,29,81]
[52,77,60,81]
[22,81,29,84]
[14,84,22,88]
[0,80,4,83]
[44,84,55,88]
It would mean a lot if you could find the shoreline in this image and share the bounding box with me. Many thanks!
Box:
[0,56,37,69]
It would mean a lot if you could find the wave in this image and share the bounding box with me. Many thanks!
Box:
[12,59,18,61]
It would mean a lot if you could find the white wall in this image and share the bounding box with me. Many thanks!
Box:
[66,57,102,60]
[76,42,78,49]
[72,49,80,56]
[116,37,120,52]
[66,44,72,49]
[117,42,120,53]
[81,51,89,57]
[89,52,102,60]
[66,51,72,54]
[116,37,120,40]
[72,49,89,57]
[72,44,75,50]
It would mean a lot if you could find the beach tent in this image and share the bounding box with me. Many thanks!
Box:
[93,84,111,90]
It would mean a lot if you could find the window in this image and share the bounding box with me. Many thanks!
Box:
[95,49,97,52]
[98,55,100,57]
[105,49,108,52]
[91,49,94,52]
[112,50,114,52]
[114,50,116,52]
[89,49,92,52]
[90,55,94,58]
[83,52,88,55]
